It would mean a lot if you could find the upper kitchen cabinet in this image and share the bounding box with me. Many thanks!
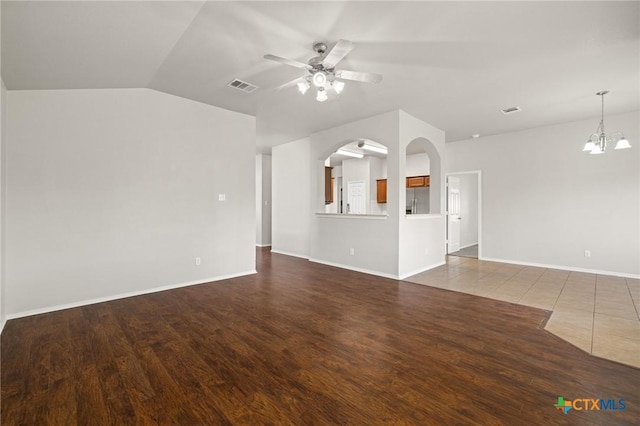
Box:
[406,176,430,188]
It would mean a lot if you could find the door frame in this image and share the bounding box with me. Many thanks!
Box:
[445,170,482,259]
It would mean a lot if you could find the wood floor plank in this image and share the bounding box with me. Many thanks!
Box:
[2,248,639,425]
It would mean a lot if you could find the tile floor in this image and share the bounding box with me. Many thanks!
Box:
[448,244,479,259]
[406,256,640,368]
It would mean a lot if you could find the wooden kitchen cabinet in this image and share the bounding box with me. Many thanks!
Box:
[324,167,333,204]
[406,175,430,188]
[376,179,387,204]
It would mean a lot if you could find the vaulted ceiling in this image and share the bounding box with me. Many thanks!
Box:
[2,1,639,152]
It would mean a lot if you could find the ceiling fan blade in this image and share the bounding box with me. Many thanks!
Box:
[322,39,355,68]
[264,54,311,70]
[275,76,306,91]
[335,69,382,84]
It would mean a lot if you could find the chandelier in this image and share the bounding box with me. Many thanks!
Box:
[583,91,631,154]
[296,71,345,102]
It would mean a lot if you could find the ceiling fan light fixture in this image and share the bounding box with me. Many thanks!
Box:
[312,71,327,88]
[316,88,328,102]
[297,81,310,94]
[332,80,345,94]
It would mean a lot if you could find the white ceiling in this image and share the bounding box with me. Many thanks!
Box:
[3,1,639,152]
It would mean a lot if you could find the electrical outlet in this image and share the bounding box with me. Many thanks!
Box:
[584,250,591,258]
[349,248,355,256]
[195,257,201,266]
[218,194,226,201]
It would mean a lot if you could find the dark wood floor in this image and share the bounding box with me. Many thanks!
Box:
[2,248,639,425]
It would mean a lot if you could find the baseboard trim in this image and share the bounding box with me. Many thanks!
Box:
[398,261,447,280]
[256,244,272,248]
[5,270,257,321]
[270,249,309,260]
[308,258,398,280]
[480,257,640,279]
[0,318,5,335]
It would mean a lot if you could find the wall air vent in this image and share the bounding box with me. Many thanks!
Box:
[227,79,258,93]
[500,106,522,115]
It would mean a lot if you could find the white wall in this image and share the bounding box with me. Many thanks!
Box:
[5,88,256,316]
[310,111,400,277]
[0,4,5,331]
[0,79,6,331]
[271,137,310,258]
[255,154,272,247]
[446,111,639,277]
[398,111,446,278]
[406,153,430,177]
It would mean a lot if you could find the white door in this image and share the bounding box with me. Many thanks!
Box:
[347,180,366,214]
[447,176,461,253]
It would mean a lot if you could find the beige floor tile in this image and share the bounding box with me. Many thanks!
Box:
[562,282,595,294]
[549,307,594,324]
[596,286,631,299]
[595,299,639,320]
[592,334,640,368]
[554,294,595,312]
[625,281,639,297]
[546,312,593,352]
[596,275,627,285]
[490,292,522,304]
[518,292,559,310]
[593,313,640,341]
[405,259,639,367]
[549,332,592,353]
[567,271,596,281]
[529,280,565,292]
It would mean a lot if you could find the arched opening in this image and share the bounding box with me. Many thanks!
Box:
[320,139,388,215]
[405,138,441,214]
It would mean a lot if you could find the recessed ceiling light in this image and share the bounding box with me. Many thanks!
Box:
[471,134,480,139]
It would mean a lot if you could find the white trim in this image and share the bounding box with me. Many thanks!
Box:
[5,270,257,320]
[315,213,388,220]
[398,261,447,280]
[270,249,309,259]
[309,258,398,280]
[256,243,272,248]
[0,318,5,335]
[481,257,640,279]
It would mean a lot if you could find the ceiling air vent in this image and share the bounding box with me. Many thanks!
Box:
[500,106,522,115]
[227,79,258,93]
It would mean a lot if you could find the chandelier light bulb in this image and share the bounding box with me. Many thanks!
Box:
[615,137,631,150]
[312,72,327,88]
[332,80,345,94]
[316,88,328,102]
[297,81,310,95]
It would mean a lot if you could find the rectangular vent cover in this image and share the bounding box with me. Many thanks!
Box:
[227,79,258,93]
[500,106,522,115]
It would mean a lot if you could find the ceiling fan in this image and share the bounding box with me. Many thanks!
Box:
[264,39,382,102]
